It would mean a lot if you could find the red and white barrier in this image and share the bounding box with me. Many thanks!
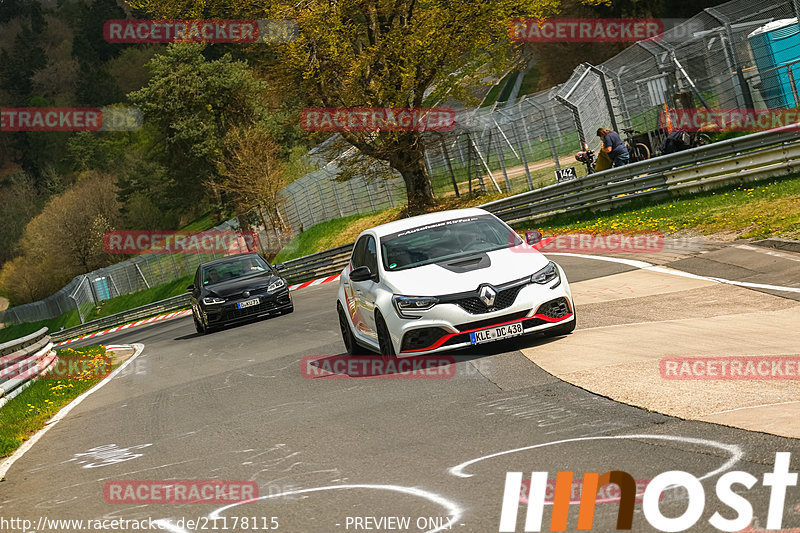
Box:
[54,273,343,346]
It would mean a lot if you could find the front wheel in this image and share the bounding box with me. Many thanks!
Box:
[375,312,396,358]
[193,309,206,335]
[338,302,368,355]
[632,143,650,162]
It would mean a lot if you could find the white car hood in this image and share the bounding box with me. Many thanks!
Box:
[383,245,551,296]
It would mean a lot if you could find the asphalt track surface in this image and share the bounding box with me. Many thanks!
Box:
[1,250,799,533]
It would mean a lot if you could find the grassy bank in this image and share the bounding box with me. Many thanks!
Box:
[0,345,110,458]
[0,276,192,344]
[273,192,507,263]
[522,175,800,239]
[275,173,800,262]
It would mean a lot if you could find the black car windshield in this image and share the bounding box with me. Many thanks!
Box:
[202,255,271,286]
[380,214,522,271]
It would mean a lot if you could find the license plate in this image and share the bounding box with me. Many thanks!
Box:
[470,322,524,344]
[237,298,260,309]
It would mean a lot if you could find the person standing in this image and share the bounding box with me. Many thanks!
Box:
[597,128,630,167]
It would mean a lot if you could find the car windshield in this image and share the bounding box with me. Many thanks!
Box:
[202,255,270,286]
[380,214,522,272]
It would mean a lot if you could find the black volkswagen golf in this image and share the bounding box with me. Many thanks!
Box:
[188,253,293,334]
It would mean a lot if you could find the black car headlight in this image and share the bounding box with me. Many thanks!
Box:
[268,279,286,292]
[202,296,226,305]
[392,295,439,318]
[531,261,561,288]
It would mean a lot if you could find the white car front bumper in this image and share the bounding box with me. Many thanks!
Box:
[385,269,575,356]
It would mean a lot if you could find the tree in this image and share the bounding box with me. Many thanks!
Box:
[219,125,288,229]
[127,43,265,212]
[127,0,564,213]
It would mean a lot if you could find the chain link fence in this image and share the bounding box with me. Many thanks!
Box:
[6,0,800,326]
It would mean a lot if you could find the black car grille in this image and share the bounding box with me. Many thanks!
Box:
[216,292,290,322]
[401,327,451,352]
[536,298,571,319]
[453,284,524,314]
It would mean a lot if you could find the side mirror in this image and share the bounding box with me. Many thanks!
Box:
[274,263,286,271]
[525,230,542,246]
[349,266,372,282]
[186,284,196,292]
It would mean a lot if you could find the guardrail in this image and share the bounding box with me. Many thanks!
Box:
[23,126,800,344]
[46,246,359,344]
[0,327,57,409]
[277,243,354,284]
[481,126,800,225]
[50,294,191,343]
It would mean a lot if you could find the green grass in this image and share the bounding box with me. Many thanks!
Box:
[273,212,399,263]
[0,276,193,343]
[514,174,800,240]
[0,345,109,458]
[83,275,193,323]
[0,311,81,344]
[180,212,217,232]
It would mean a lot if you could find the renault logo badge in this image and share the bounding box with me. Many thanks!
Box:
[243,291,251,298]
[479,286,497,307]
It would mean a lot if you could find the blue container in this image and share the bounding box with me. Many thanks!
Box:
[92,277,111,301]
[749,19,800,108]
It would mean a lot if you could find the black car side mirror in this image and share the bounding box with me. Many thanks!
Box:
[350,266,372,282]
[274,263,286,271]
[186,284,195,292]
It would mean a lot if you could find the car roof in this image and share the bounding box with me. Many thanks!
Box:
[199,253,263,267]
[368,208,493,238]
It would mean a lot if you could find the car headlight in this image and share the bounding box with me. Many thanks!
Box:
[268,279,286,292]
[202,296,226,305]
[531,261,561,288]
[392,295,439,318]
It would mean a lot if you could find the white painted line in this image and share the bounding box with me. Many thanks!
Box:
[548,252,800,294]
[735,244,800,263]
[703,400,800,417]
[0,343,145,479]
[448,434,743,483]
[214,484,462,533]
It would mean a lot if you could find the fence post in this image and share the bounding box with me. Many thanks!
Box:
[440,139,460,197]
[705,7,756,110]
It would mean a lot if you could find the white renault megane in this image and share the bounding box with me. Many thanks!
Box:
[336,208,576,356]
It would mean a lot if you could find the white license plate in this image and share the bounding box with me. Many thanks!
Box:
[237,298,260,309]
[470,321,524,344]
